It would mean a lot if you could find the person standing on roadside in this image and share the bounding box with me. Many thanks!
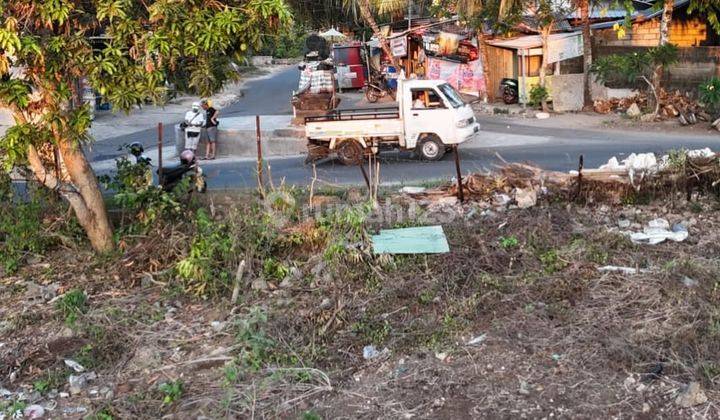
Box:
[201,99,219,160]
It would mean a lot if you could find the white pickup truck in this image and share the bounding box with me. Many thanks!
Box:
[305,79,481,165]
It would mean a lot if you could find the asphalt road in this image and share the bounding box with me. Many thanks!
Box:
[201,122,720,190]
[86,66,300,162]
[87,66,720,189]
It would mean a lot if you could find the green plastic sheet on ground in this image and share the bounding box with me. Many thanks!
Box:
[372,226,450,254]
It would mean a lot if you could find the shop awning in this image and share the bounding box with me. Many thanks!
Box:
[486,32,583,63]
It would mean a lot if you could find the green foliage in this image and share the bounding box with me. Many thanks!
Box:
[235,307,276,371]
[100,157,185,233]
[263,258,290,280]
[0,0,293,248]
[0,199,50,273]
[318,202,373,262]
[699,77,720,112]
[688,0,720,34]
[499,236,519,249]
[176,209,235,298]
[591,44,678,88]
[158,380,183,405]
[56,289,88,326]
[539,249,567,274]
[301,411,323,420]
[528,85,549,108]
[1,399,26,419]
[258,24,307,59]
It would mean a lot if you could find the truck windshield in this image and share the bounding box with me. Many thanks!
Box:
[438,83,465,108]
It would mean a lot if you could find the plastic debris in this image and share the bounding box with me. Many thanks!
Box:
[64,359,86,373]
[23,404,45,419]
[400,186,427,194]
[467,333,487,346]
[362,345,388,360]
[362,345,378,360]
[598,266,650,275]
[628,219,688,245]
[675,382,708,408]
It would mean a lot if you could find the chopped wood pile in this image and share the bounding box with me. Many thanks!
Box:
[593,89,713,126]
[404,150,720,207]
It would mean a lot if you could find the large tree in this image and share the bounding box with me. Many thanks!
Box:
[0,0,292,252]
[652,0,674,97]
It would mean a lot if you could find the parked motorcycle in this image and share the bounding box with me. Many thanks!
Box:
[127,143,206,193]
[501,78,519,105]
[365,72,396,103]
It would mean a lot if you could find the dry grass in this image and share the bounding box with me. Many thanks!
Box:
[1,192,720,418]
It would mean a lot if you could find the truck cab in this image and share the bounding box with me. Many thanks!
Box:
[305,79,481,164]
[398,79,480,159]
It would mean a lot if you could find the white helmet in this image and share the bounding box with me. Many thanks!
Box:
[191,101,200,110]
[180,149,195,164]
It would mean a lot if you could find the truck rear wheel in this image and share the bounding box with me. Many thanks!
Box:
[337,139,364,166]
[417,135,446,161]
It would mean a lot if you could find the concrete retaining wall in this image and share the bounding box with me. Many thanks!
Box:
[175,115,307,158]
[251,56,274,66]
[594,46,720,91]
[548,74,584,112]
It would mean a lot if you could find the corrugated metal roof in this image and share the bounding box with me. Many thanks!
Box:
[487,32,582,50]
[589,0,690,30]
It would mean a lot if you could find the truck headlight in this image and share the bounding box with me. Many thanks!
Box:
[456,116,475,128]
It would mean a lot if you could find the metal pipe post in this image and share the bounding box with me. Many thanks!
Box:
[256,115,263,188]
[157,122,163,185]
[454,145,464,203]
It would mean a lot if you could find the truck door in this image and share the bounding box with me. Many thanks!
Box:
[405,87,455,149]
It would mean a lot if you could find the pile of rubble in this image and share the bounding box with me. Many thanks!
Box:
[403,149,720,208]
[593,89,715,127]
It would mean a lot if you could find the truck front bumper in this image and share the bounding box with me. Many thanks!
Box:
[460,122,481,142]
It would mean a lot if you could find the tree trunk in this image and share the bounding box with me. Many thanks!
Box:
[477,33,491,101]
[27,142,114,253]
[539,26,551,112]
[580,0,593,107]
[357,0,399,68]
[652,0,674,113]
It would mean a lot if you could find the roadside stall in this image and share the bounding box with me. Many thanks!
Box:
[485,32,584,108]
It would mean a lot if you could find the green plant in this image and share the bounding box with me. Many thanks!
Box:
[176,209,235,298]
[99,157,186,233]
[235,307,276,371]
[699,77,720,112]
[418,289,435,305]
[263,258,290,280]
[301,411,323,420]
[539,249,567,274]
[55,289,88,326]
[352,318,391,344]
[0,199,51,273]
[499,236,519,249]
[33,379,50,393]
[158,380,183,405]
[1,399,26,418]
[528,85,549,108]
[89,408,114,420]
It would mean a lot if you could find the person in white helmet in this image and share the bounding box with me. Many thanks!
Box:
[183,102,206,152]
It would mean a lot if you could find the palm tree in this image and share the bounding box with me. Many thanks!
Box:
[346,0,406,67]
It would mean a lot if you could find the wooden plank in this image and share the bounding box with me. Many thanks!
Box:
[372,226,450,254]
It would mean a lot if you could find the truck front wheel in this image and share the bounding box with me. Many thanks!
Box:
[337,139,364,166]
[417,135,446,161]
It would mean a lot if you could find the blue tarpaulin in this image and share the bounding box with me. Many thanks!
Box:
[372,226,450,254]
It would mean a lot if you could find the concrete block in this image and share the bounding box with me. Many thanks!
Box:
[251,56,274,66]
[549,74,584,112]
[174,115,307,158]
